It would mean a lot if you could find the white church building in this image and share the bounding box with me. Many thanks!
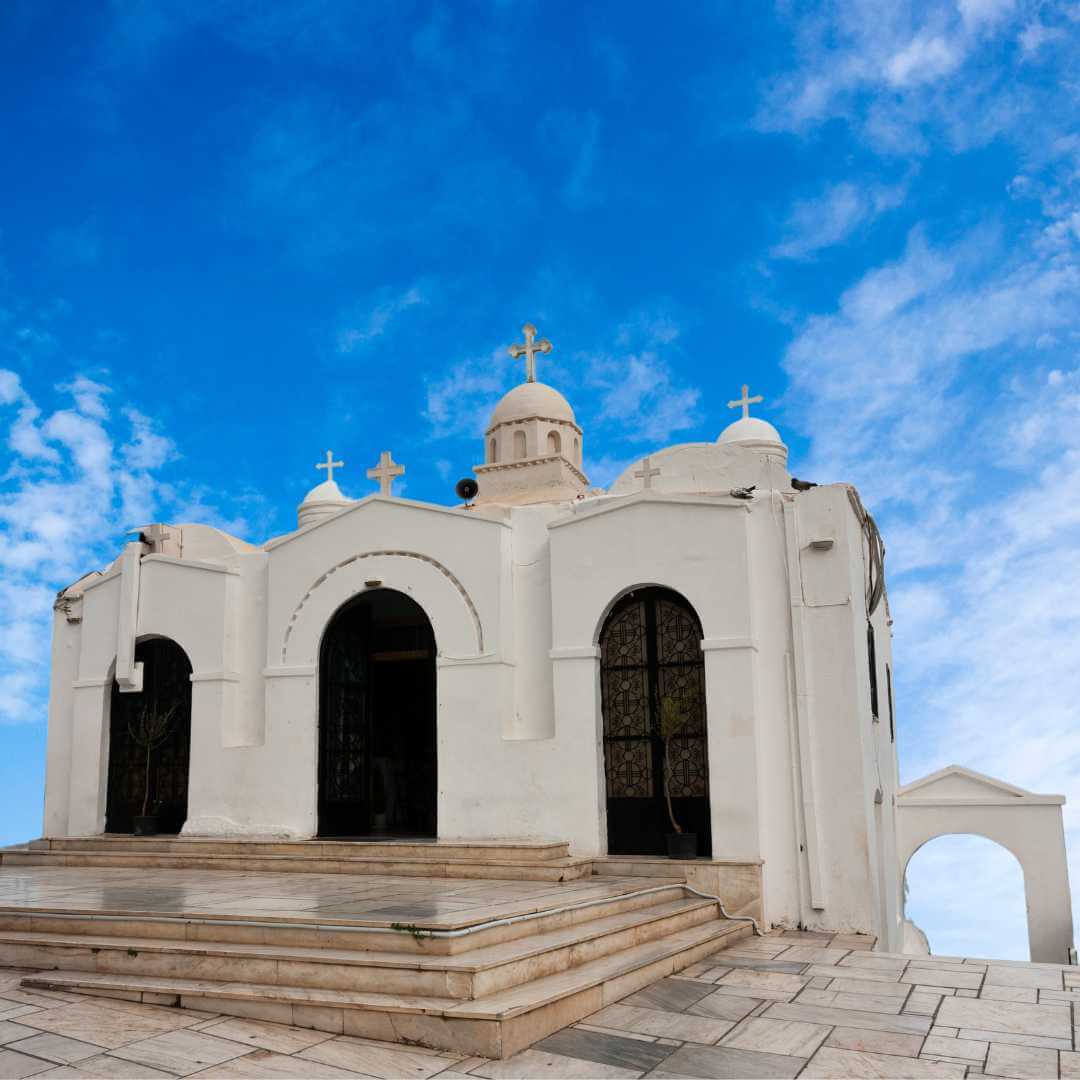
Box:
[41,325,1074,963]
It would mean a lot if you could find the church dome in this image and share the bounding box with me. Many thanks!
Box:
[488,381,576,431]
[297,478,350,528]
[718,416,785,447]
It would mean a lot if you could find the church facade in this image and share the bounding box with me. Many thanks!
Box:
[41,325,1074,961]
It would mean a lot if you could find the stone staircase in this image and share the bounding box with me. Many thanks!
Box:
[0,838,760,1057]
[1,836,592,882]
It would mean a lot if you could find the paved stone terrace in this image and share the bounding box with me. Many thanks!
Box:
[2,929,1079,1077]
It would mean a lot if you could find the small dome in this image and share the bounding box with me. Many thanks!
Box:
[297,479,350,528]
[718,416,785,447]
[489,381,576,430]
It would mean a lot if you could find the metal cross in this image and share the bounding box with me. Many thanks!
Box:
[634,456,661,490]
[727,384,764,420]
[367,450,405,496]
[316,450,344,483]
[508,322,553,383]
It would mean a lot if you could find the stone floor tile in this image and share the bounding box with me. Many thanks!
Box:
[197,1017,334,1055]
[984,1041,1060,1078]
[981,986,1039,1004]
[5,1033,105,1066]
[44,1052,174,1078]
[619,977,715,1014]
[718,957,808,975]
[469,1048,642,1078]
[15,1001,197,1049]
[779,930,833,941]
[986,967,1065,991]
[794,988,906,1014]
[0,1050,55,1078]
[187,1049,367,1078]
[1060,1049,1080,1078]
[532,1027,674,1072]
[108,1029,250,1076]
[824,1026,925,1057]
[958,1028,1072,1051]
[0,1023,41,1048]
[775,947,844,965]
[582,1003,733,1044]
[0,1008,42,1024]
[930,1026,959,1037]
[300,1036,490,1080]
[938,998,1072,1039]
[825,978,911,999]
[903,967,984,991]
[808,976,833,990]
[575,1023,658,1043]
[905,992,946,1016]
[764,1001,931,1036]
[648,1042,805,1078]
[921,1034,988,1063]
[719,1016,830,1057]
[802,1046,967,1077]
[685,990,761,1022]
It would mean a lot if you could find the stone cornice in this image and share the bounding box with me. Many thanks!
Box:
[475,454,589,486]
[484,415,583,438]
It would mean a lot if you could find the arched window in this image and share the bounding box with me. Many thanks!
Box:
[547,430,561,455]
[599,587,711,857]
[488,438,497,463]
[513,430,527,460]
[574,438,581,464]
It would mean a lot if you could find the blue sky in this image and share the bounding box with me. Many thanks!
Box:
[1,1,1078,960]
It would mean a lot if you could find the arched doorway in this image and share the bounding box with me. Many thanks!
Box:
[904,835,1028,960]
[600,587,711,857]
[106,638,192,834]
[318,589,437,838]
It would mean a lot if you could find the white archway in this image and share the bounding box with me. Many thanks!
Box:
[897,766,1074,963]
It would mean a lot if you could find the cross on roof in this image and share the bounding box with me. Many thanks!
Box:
[727,384,764,420]
[367,450,405,497]
[316,450,344,483]
[634,456,661,490]
[508,322,553,383]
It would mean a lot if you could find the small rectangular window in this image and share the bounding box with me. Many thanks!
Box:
[887,664,895,742]
[867,622,879,720]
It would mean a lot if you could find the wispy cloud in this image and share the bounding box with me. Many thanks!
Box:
[337,286,426,355]
[772,178,909,259]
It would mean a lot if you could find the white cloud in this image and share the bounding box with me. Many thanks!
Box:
[0,369,256,726]
[337,285,425,354]
[773,178,909,259]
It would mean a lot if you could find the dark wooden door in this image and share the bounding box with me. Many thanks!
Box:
[600,588,711,857]
[318,590,437,838]
[106,638,192,834]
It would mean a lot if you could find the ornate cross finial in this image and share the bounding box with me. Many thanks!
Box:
[316,450,344,483]
[634,456,661,491]
[508,322,552,383]
[727,383,764,420]
[367,450,405,497]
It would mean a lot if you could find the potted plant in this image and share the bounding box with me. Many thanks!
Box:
[128,702,177,836]
[659,693,698,859]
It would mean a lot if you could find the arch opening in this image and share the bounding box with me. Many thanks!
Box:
[547,430,561,455]
[905,834,1029,960]
[599,586,711,857]
[513,429,527,460]
[318,588,437,838]
[106,637,192,834]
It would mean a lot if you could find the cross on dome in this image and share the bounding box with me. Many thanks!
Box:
[367,450,405,497]
[727,383,764,420]
[634,456,661,490]
[316,450,344,483]
[508,322,552,384]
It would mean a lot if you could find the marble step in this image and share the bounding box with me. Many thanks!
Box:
[0,848,593,881]
[0,882,695,955]
[22,918,751,1058]
[0,896,721,999]
[33,837,571,863]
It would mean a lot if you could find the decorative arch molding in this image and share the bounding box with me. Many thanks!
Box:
[590,581,704,647]
[897,766,1074,963]
[281,550,484,664]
